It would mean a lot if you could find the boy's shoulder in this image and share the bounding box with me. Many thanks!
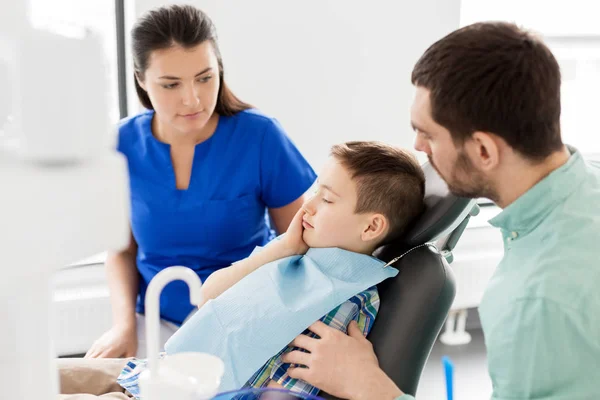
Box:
[321,287,380,328]
[346,286,380,311]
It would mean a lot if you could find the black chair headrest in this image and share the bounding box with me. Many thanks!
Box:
[374,161,477,260]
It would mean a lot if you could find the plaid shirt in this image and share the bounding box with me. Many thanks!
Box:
[243,286,380,396]
[117,287,379,398]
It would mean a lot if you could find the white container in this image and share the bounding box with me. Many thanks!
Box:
[140,353,225,400]
[139,266,225,400]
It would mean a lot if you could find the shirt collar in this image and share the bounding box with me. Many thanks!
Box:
[488,146,586,234]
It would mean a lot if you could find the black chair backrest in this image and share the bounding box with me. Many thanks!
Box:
[380,160,476,253]
[321,162,476,399]
[365,244,455,397]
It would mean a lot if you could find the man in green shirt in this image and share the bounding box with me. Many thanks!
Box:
[281,22,600,400]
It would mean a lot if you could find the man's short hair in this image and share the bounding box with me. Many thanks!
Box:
[412,21,563,161]
[331,141,425,244]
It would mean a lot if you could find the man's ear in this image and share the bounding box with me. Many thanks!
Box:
[466,131,501,172]
[361,213,388,243]
[135,72,147,91]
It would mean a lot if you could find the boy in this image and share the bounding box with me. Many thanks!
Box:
[59,141,425,399]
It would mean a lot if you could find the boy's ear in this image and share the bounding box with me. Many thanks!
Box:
[361,213,388,243]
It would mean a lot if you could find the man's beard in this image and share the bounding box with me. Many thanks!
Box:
[428,153,498,202]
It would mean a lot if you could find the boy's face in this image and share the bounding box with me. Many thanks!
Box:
[301,157,386,253]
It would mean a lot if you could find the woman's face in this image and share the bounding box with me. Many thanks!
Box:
[137,41,221,136]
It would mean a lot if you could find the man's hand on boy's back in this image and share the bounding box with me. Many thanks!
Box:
[284,321,404,400]
[279,207,310,257]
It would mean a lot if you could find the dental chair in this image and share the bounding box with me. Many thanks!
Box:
[321,162,480,400]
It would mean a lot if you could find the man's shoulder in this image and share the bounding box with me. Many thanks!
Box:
[494,288,600,336]
[483,244,600,327]
[538,181,600,259]
[519,247,600,313]
[560,158,600,215]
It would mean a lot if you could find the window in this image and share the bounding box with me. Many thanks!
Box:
[29,0,121,123]
[461,0,600,161]
[26,0,125,268]
[547,37,600,159]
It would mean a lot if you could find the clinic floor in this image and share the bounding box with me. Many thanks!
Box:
[417,327,491,399]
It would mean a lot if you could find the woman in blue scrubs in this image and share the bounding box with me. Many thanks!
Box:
[85,4,316,359]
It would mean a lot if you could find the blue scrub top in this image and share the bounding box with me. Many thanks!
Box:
[118,108,317,324]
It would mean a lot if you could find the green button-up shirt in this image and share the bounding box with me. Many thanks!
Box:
[394,148,600,400]
[480,148,600,399]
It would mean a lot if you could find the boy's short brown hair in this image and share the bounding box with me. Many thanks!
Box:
[331,141,425,244]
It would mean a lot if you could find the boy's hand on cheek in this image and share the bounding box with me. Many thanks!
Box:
[199,207,311,301]
[280,207,310,256]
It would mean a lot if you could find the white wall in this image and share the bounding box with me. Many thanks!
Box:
[130,0,461,170]
[461,0,600,36]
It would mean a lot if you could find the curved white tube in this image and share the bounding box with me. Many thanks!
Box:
[145,266,203,379]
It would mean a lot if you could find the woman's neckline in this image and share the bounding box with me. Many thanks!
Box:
[145,110,222,148]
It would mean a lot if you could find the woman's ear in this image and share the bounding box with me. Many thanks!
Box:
[361,214,388,243]
[135,72,147,91]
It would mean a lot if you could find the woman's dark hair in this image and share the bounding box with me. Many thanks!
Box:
[132,4,251,115]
